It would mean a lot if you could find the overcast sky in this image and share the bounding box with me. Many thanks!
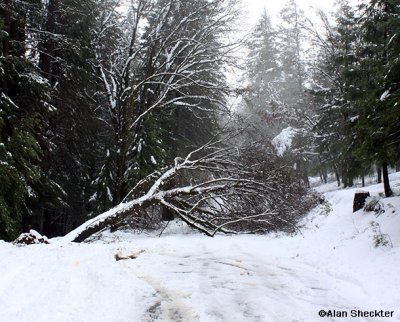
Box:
[242,0,337,26]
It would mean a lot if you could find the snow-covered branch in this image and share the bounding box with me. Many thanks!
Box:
[65,136,317,242]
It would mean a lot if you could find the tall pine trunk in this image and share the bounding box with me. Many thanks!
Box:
[39,0,58,83]
[396,160,400,172]
[334,165,341,187]
[382,161,392,197]
[377,164,382,183]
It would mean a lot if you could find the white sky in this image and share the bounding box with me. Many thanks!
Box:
[226,0,341,98]
[242,0,337,26]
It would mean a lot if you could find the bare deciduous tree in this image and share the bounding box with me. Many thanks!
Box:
[91,0,241,210]
[66,129,317,242]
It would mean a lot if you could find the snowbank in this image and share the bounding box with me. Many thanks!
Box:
[0,174,400,321]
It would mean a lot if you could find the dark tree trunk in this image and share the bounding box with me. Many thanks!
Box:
[39,0,58,83]
[342,176,348,188]
[348,175,353,187]
[2,0,26,57]
[334,166,341,186]
[318,156,327,184]
[322,169,328,184]
[1,1,11,94]
[361,175,365,187]
[303,169,310,188]
[377,164,382,183]
[114,133,129,205]
[296,160,310,188]
[396,160,400,172]
[382,161,393,197]
[2,0,11,57]
[342,174,348,188]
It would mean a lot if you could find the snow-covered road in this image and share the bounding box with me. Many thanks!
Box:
[0,236,383,322]
[117,238,383,322]
[1,175,400,322]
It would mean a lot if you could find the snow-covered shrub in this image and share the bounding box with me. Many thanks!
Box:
[13,230,49,245]
[320,199,332,216]
[370,221,392,248]
[364,197,385,216]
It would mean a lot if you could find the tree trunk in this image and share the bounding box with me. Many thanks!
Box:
[382,161,393,197]
[71,200,151,242]
[114,133,129,205]
[377,164,382,183]
[39,0,58,83]
[2,0,26,57]
[322,169,328,184]
[334,166,341,186]
[396,160,400,172]
[342,168,348,188]
[361,175,365,188]
[348,175,353,187]
[303,168,310,188]
[2,0,11,57]
[318,158,327,184]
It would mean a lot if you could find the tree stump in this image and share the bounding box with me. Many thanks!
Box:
[353,191,370,212]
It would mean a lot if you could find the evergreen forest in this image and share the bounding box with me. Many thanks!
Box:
[1,0,399,241]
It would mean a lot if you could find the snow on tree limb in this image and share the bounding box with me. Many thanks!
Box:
[65,132,316,242]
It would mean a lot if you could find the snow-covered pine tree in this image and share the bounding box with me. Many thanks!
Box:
[353,0,400,196]
[22,0,104,235]
[276,0,314,187]
[311,0,364,188]
[242,10,283,140]
[0,1,61,240]
[278,0,305,104]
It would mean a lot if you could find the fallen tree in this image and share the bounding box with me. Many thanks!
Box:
[65,135,317,243]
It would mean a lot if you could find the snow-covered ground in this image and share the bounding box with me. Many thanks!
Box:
[1,174,400,322]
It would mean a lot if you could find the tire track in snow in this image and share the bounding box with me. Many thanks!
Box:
[117,252,199,322]
[238,250,376,322]
[135,273,200,322]
[0,264,27,295]
[66,259,92,315]
[118,243,379,322]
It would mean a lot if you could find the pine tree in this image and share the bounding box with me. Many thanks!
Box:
[311,1,366,187]
[243,10,283,140]
[354,0,400,196]
[279,0,305,99]
[17,0,103,234]
[277,0,314,187]
[0,1,60,240]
